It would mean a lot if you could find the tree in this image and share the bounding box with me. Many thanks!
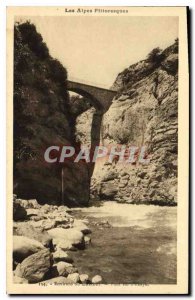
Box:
[147,47,165,64]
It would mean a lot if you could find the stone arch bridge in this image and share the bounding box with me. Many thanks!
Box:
[67,80,117,111]
[66,79,117,203]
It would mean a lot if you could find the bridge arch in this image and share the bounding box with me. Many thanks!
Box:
[67,79,117,198]
[67,86,103,111]
[67,80,116,112]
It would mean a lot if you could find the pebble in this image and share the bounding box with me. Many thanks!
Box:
[79,274,89,284]
[92,275,103,284]
[84,236,91,244]
[67,272,80,283]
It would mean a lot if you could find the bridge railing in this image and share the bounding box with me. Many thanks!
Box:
[68,76,110,90]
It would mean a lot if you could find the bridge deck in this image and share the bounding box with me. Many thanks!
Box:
[67,80,117,111]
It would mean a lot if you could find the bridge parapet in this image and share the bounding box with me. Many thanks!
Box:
[67,80,117,111]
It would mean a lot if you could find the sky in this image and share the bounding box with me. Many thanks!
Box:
[17,16,178,88]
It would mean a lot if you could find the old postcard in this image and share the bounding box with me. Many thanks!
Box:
[7,6,189,294]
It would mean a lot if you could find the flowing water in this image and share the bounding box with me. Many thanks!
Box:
[70,202,177,284]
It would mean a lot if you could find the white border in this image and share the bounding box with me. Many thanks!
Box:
[1,1,193,299]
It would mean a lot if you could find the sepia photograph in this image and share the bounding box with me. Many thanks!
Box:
[6,6,189,294]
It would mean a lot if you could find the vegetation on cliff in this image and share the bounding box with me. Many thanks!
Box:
[89,40,179,205]
[14,22,89,205]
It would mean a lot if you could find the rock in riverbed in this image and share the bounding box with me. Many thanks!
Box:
[52,261,77,277]
[47,228,85,250]
[84,236,91,245]
[18,199,40,209]
[92,275,103,284]
[13,223,52,248]
[53,249,73,263]
[13,201,27,221]
[73,219,91,234]
[13,236,44,262]
[12,196,93,284]
[15,248,52,283]
[67,273,80,283]
[79,274,89,284]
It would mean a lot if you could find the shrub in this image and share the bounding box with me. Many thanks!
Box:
[146,47,165,64]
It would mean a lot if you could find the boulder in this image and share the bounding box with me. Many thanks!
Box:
[52,261,77,277]
[13,223,52,248]
[31,219,57,230]
[13,201,27,221]
[39,204,52,214]
[57,205,69,212]
[84,236,91,245]
[67,273,80,284]
[55,216,71,227]
[94,220,111,228]
[29,215,43,222]
[80,274,89,284]
[15,249,51,283]
[92,275,103,284]
[26,208,40,217]
[58,224,71,229]
[102,171,118,182]
[13,236,44,262]
[53,249,73,263]
[54,240,76,251]
[73,220,91,235]
[137,171,147,179]
[47,228,84,250]
[45,209,69,220]
[99,182,118,199]
[17,199,40,209]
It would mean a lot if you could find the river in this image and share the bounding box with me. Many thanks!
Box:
[70,202,177,284]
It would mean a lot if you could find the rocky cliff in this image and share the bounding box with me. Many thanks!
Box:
[76,41,178,205]
[14,22,178,207]
[14,22,90,206]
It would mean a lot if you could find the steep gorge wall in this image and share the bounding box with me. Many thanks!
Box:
[76,41,178,205]
[14,23,178,207]
[14,22,90,206]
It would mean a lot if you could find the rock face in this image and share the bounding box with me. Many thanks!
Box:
[15,249,52,283]
[14,22,89,206]
[75,41,178,205]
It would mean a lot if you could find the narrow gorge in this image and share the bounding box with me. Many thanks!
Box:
[13,21,178,285]
[14,22,178,207]
[76,41,178,206]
